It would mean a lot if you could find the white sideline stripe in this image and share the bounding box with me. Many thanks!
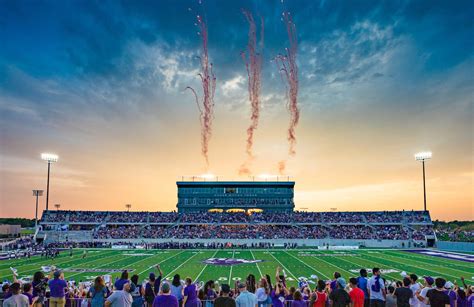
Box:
[195,250,219,282]
[162,251,199,279]
[250,250,263,279]
[322,251,401,280]
[365,252,461,280]
[311,251,353,275]
[267,250,298,280]
[283,250,330,279]
[138,250,186,276]
[228,250,235,283]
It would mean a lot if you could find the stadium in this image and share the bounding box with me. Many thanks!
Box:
[1,178,473,306]
[1,0,473,306]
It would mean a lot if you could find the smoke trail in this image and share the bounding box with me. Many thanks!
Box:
[186,8,216,169]
[238,10,264,176]
[278,160,286,175]
[275,11,299,157]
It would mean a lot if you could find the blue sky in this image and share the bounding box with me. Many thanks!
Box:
[0,0,473,219]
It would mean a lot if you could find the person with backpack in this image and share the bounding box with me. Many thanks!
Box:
[145,265,163,306]
[367,268,386,307]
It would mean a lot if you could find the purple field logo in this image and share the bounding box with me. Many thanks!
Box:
[203,258,264,266]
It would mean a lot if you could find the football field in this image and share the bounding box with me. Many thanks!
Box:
[2,249,473,286]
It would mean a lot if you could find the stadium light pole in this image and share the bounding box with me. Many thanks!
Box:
[41,153,59,211]
[415,151,432,212]
[54,203,61,211]
[32,190,44,230]
[126,204,131,211]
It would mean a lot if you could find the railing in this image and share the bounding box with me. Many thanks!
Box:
[0,298,312,307]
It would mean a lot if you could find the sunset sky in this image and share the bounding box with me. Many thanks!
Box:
[1,0,472,221]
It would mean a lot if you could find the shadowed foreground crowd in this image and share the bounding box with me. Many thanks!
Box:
[1,264,473,307]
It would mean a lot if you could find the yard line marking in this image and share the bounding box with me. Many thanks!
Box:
[325,251,401,280]
[228,250,235,283]
[162,251,199,279]
[250,250,263,279]
[266,250,298,281]
[67,250,170,279]
[311,251,353,276]
[10,250,119,277]
[284,250,330,279]
[386,251,473,274]
[195,250,219,282]
[138,250,187,276]
[364,252,461,280]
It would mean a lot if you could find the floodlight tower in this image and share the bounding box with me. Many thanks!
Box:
[54,203,61,211]
[41,153,59,211]
[126,204,132,211]
[32,190,44,230]
[415,151,432,212]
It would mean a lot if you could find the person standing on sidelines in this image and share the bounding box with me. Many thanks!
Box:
[367,268,386,307]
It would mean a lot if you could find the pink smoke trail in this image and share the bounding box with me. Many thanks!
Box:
[239,10,264,176]
[186,9,216,169]
[275,11,299,157]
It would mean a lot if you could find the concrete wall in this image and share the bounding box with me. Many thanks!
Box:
[437,241,474,252]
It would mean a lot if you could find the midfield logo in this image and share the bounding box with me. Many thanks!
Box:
[203,258,264,266]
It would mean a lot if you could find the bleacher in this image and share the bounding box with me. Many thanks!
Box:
[37,210,435,247]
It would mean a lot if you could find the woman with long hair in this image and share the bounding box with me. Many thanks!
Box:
[246,274,256,293]
[89,276,107,307]
[203,280,216,307]
[170,274,184,307]
[130,274,144,307]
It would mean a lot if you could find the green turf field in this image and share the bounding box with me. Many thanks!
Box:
[2,249,473,286]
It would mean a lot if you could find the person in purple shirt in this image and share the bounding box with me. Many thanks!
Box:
[443,282,457,307]
[270,283,286,307]
[456,288,467,307]
[115,271,130,291]
[291,290,307,307]
[183,277,200,307]
[152,283,178,307]
[331,272,342,291]
[48,270,68,307]
[22,284,33,304]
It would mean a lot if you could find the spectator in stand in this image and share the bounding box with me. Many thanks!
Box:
[385,286,397,307]
[1,284,10,300]
[214,284,236,307]
[426,278,450,307]
[48,270,68,307]
[115,271,129,291]
[235,282,257,307]
[255,278,271,307]
[357,269,370,307]
[105,283,133,307]
[394,277,413,307]
[443,282,456,307]
[22,283,33,305]
[183,277,200,307]
[144,265,163,306]
[409,274,420,307]
[329,278,351,307]
[349,277,365,307]
[153,282,178,307]
[310,280,328,307]
[415,276,434,307]
[270,280,286,307]
[331,272,342,291]
[3,283,29,307]
[291,290,306,307]
[90,276,108,307]
[367,268,386,307]
[170,274,184,306]
[204,280,217,307]
[32,271,50,306]
[130,275,144,307]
